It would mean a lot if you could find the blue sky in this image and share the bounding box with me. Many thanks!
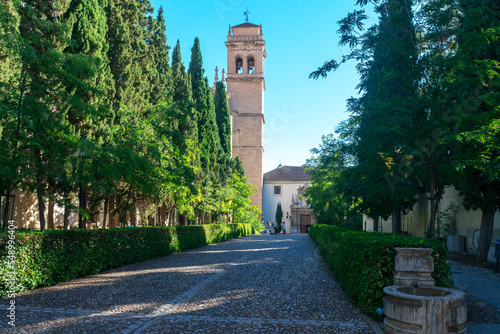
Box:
[150,0,363,173]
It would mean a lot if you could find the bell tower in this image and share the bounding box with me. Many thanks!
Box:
[225,22,266,210]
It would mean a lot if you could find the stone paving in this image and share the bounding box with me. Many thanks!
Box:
[451,261,500,334]
[0,234,379,333]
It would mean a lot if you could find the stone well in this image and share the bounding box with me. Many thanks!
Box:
[384,248,467,334]
[393,248,434,287]
[383,285,466,334]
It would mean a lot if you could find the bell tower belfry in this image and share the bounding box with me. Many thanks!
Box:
[225,22,266,210]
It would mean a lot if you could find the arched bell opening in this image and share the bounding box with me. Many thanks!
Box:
[236,57,243,74]
[247,56,255,73]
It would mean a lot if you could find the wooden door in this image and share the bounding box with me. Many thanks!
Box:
[300,215,311,233]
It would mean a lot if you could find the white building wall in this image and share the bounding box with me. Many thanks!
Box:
[363,185,500,259]
[262,181,304,233]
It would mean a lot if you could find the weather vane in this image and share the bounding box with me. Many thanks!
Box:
[243,4,250,22]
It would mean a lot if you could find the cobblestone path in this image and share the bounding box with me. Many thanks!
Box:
[1,234,377,333]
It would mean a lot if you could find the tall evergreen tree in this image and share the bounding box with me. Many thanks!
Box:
[107,0,153,114]
[172,39,185,73]
[214,81,231,156]
[15,0,99,230]
[0,0,24,228]
[275,202,283,233]
[214,80,232,184]
[149,6,171,105]
[64,0,116,225]
[188,38,220,181]
[172,40,197,143]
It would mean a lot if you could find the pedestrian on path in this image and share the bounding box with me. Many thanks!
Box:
[266,221,271,235]
[282,222,286,235]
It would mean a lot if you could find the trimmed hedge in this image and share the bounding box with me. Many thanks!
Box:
[0,224,254,298]
[309,224,453,319]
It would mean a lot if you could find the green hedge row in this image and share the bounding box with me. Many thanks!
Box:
[309,224,453,319]
[0,224,254,298]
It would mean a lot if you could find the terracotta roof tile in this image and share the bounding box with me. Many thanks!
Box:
[263,165,311,182]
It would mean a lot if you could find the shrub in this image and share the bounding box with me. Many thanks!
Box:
[0,224,254,298]
[309,224,452,319]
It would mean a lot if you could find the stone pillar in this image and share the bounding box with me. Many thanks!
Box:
[393,248,435,287]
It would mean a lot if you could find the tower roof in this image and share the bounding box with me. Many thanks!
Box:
[233,22,260,28]
[263,165,311,182]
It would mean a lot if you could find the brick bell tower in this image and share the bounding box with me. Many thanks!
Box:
[225,21,266,210]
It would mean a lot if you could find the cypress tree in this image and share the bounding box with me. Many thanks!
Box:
[214,80,232,184]
[188,38,220,180]
[66,0,115,135]
[275,202,283,233]
[64,0,116,224]
[107,0,153,114]
[15,0,99,230]
[149,6,171,105]
[214,81,231,156]
[171,41,197,143]
[172,39,185,73]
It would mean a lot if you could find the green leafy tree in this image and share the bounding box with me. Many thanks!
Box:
[448,0,500,263]
[63,0,116,226]
[14,0,102,230]
[225,172,261,230]
[305,134,355,225]
[0,0,25,228]
[310,0,422,233]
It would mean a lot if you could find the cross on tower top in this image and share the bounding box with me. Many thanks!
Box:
[243,4,250,22]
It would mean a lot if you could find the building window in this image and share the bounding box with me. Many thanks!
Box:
[274,186,281,195]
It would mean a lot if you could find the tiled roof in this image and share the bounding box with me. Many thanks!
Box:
[233,22,260,28]
[263,165,311,182]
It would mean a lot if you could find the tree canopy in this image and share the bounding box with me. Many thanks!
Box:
[0,0,260,232]
[307,0,500,262]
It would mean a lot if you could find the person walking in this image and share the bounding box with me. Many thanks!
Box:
[266,221,271,235]
[282,222,286,235]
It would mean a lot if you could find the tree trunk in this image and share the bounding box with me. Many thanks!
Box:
[475,204,496,264]
[115,211,120,227]
[130,203,136,227]
[165,210,171,226]
[108,196,115,228]
[178,213,185,226]
[374,215,379,232]
[37,192,46,231]
[2,194,11,229]
[47,198,54,229]
[160,205,167,226]
[426,166,437,238]
[63,202,70,230]
[103,196,108,228]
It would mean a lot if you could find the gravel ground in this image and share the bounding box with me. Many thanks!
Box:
[0,234,377,333]
[451,260,500,284]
